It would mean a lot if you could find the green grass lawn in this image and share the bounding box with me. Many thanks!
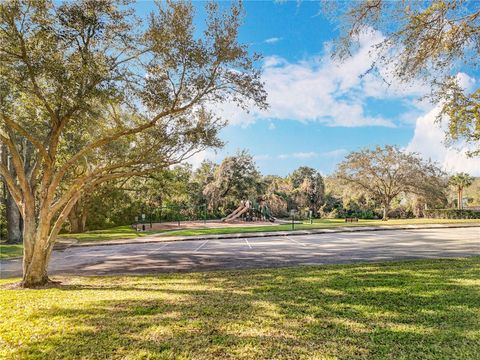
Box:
[59,225,161,243]
[0,226,161,259]
[163,218,480,237]
[0,226,152,259]
[1,257,480,359]
[0,244,23,259]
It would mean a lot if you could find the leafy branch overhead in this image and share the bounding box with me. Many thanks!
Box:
[330,0,480,155]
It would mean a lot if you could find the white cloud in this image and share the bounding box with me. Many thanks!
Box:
[264,37,282,44]
[184,149,218,169]
[456,72,476,91]
[319,149,348,158]
[217,28,430,128]
[275,149,347,160]
[253,154,272,161]
[278,152,318,159]
[406,106,480,176]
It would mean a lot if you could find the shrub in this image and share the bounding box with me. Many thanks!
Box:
[322,208,380,219]
[424,209,480,219]
[349,209,380,219]
[388,206,415,219]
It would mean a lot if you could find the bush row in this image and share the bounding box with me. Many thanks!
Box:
[322,208,381,220]
[424,209,480,219]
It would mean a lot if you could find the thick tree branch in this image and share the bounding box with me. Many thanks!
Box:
[0,162,22,205]
[2,113,50,163]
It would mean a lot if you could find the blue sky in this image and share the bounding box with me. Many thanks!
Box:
[135,1,480,176]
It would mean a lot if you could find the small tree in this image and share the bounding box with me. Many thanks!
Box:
[449,173,474,209]
[336,146,445,220]
[289,166,325,216]
[189,160,217,207]
[203,150,262,211]
[0,1,266,287]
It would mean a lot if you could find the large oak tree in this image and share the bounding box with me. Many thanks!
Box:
[336,146,446,220]
[0,0,266,287]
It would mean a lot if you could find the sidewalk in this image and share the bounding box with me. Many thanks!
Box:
[55,223,480,249]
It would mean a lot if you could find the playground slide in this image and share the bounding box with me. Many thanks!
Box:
[222,200,276,223]
[225,206,249,222]
[262,206,275,222]
[222,204,246,222]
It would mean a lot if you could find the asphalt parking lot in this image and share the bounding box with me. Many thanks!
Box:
[1,227,479,278]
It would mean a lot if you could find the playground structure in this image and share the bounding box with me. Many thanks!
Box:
[136,219,278,232]
[222,198,275,223]
[132,200,278,232]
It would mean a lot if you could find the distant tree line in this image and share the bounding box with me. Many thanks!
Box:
[4,145,470,234]
[60,150,328,230]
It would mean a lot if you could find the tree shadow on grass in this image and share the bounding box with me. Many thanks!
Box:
[5,258,480,359]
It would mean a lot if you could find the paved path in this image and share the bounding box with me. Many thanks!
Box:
[56,223,480,247]
[1,227,479,278]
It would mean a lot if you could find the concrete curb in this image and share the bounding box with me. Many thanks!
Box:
[57,223,480,249]
[0,255,22,260]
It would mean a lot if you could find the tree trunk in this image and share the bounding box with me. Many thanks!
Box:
[20,190,82,288]
[6,193,22,244]
[21,219,54,288]
[382,203,389,221]
[81,208,88,232]
[457,188,462,209]
[68,198,89,233]
[1,144,23,243]
[22,243,50,287]
[1,178,6,241]
[459,188,463,210]
[68,215,82,233]
[69,211,87,233]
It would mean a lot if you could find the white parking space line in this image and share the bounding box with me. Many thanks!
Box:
[148,242,170,254]
[63,248,117,259]
[248,237,292,248]
[286,236,307,247]
[245,238,252,249]
[194,240,209,252]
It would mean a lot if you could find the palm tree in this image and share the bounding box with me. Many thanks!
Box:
[449,173,474,209]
